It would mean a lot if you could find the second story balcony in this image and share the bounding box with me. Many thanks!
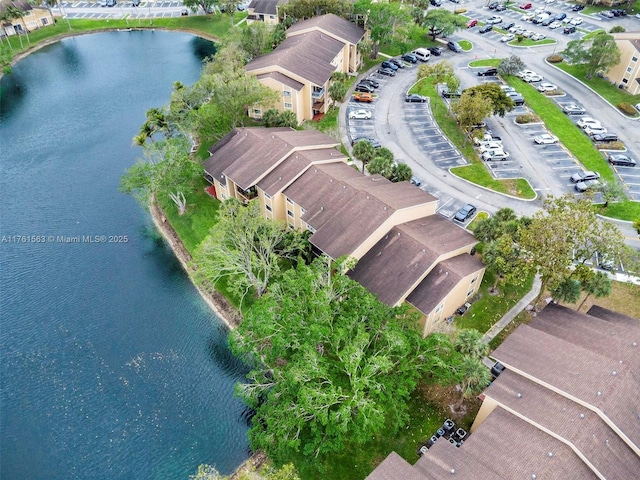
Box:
[312,86,326,99]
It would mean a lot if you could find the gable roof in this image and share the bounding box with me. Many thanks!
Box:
[256,71,304,91]
[286,13,365,45]
[349,217,480,306]
[247,0,286,15]
[246,30,345,86]
[203,127,339,191]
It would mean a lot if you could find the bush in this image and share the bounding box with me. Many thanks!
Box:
[595,141,625,150]
[546,54,563,63]
[616,102,638,116]
[544,89,564,96]
[610,26,625,33]
[515,113,541,124]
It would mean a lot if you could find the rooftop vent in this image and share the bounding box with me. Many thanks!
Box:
[612,371,617,376]
[532,475,537,479]
[597,391,602,396]
[633,342,637,347]
[579,414,585,419]
[516,393,522,398]
[547,452,553,458]
[450,469,455,475]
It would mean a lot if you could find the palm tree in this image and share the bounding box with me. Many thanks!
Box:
[352,140,376,174]
[5,5,30,47]
[551,278,581,305]
[453,356,491,412]
[391,162,412,183]
[1,6,23,49]
[454,329,488,359]
[577,272,611,311]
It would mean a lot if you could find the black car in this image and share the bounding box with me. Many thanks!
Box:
[106,0,116,6]
[355,83,374,93]
[377,67,396,76]
[488,2,499,9]
[447,41,462,52]
[360,78,379,88]
[454,204,477,222]
[592,133,618,143]
[381,60,398,71]
[427,46,444,56]
[541,17,554,26]
[572,4,584,11]
[441,87,462,98]
[608,154,636,167]
[402,53,418,63]
[564,26,576,34]
[477,67,498,76]
[479,24,493,34]
[132,0,140,5]
[495,3,506,11]
[351,137,382,148]
[430,0,442,5]
[503,21,515,30]
[507,92,525,106]
[389,59,405,69]
[405,94,427,103]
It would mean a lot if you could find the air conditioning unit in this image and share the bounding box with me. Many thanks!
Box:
[449,438,456,445]
[456,428,467,439]
[444,419,456,431]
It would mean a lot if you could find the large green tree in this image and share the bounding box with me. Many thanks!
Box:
[183,0,219,16]
[422,9,467,41]
[462,83,515,117]
[497,55,526,77]
[483,234,532,293]
[284,0,352,20]
[577,271,612,310]
[417,60,460,93]
[450,92,492,142]
[453,356,491,412]
[352,139,377,173]
[561,32,621,79]
[354,1,412,58]
[230,256,457,462]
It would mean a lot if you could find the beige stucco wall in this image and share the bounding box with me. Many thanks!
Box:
[3,7,53,35]
[249,74,306,123]
[471,397,499,433]
[608,36,640,95]
[246,8,279,25]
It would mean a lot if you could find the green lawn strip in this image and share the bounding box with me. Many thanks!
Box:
[509,38,555,47]
[599,200,640,222]
[505,76,615,182]
[458,40,473,51]
[456,270,535,332]
[311,106,339,133]
[3,15,235,59]
[468,59,500,67]
[553,62,640,116]
[379,25,444,57]
[410,78,535,199]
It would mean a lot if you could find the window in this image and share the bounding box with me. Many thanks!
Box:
[467,288,475,297]
[307,224,316,233]
[286,197,293,204]
[622,78,628,84]
[284,102,292,109]
[287,210,294,218]
[435,303,444,314]
[301,207,307,214]
[283,91,291,97]
[265,204,272,212]
[632,56,638,62]
[264,192,271,199]
[627,67,633,73]
[253,108,262,115]
[42,18,48,26]
[471,276,478,284]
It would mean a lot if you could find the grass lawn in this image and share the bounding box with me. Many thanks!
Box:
[409,78,535,199]
[597,200,640,222]
[583,1,640,14]
[458,40,473,51]
[379,25,443,57]
[310,106,339,135]
[468,59,500,67]
[157,177,220,255]
[455,269,535,333]
[554,62,640,117]
[508,38,555,47]
[505,76,616,183]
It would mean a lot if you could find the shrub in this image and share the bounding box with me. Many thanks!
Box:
[516,113,540,124]
[610,26,625,33]
[616,102,638,116]
[544,89,564,96]
[546,54,563,63]
[595,141,625,150]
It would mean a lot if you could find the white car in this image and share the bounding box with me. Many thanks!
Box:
[534,8,545,14]
[521,13,534,21]
[487,15,503,24]
[537,82,558,92]
[500,85,516,93]
[545,0,555,4]
[522,30,534,38]
[524,74,543,82]
[479,141,504,153]
[549,21,562,29]
[531,33,546,41]
[482,149,510,161]
[349,109,372,120]
[584,125,607,136]
[577,117,601,129]
[534,133,559,144]
[517,69,536,79]
[501,33,515,42]
[569,17,583,25]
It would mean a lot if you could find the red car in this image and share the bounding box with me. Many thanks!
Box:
[519,2,532,9]
[466,18,478,28]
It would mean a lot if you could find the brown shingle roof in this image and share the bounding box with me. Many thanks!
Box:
[203,127,339,191]
[246,30,344,86]
[349,217,480,307]
[286,13,365,45]
[365,452,426,480]
[406,253,483,314]
[587,304,639,328]
[247,0,286,15]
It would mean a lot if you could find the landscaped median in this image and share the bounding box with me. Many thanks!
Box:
[409,76,536,200]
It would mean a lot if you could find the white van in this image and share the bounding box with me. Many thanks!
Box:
[412,48,431,62]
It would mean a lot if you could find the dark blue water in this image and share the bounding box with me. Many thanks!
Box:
[0,31,249,479]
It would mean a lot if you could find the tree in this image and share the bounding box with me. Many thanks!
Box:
[391,163,412,183]
[417,60,460,93]
[483,234,532,293]
[261,109,298,127]
[577,271,612,310]
[194,199,293,302]
[1,5,29,49]
[367,155,395,177]
[473,208,521,243]
[284,0,352,20]
[183,0,219,16]
[230,256,457,462]
[450,92,492,143]
[352,139,376,173]
[462,83,515,117]
[328,80,348,106]
[561,32,621,79]
[354,1,412,58]
[422,9,467,42]
[120,137,202,214]
[598,179,626,208]
[497,55,526,77]
[190,463,300,480]
[551,277,581,305]
[453,356,491,412]
[519,195,630,306]
[454,329,488,359]
[221,0,237,23]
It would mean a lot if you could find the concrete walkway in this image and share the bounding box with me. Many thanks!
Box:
[482,274,542,345]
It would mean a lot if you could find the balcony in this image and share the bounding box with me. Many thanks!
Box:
[312,87,326,99]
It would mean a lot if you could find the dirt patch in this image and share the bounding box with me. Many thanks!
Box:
[415,382,481,428]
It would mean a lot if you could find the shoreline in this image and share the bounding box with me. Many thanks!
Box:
[149,201,242,329]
